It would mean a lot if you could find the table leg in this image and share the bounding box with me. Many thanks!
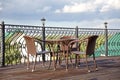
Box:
[51,45,56,71]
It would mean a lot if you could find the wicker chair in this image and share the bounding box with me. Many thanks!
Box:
[23,36,51,72]
[68,35,98,72]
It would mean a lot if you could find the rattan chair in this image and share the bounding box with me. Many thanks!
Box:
[23,36,51,72]
[68,35,98,72]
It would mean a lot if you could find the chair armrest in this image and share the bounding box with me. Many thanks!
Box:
[34,38,52,52]
[68,38,89,52]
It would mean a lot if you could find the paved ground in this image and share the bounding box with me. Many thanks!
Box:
[0,56,120,80]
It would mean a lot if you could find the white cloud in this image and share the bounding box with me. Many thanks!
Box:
[55,1,96,13]
[63,2,95,13]
[55,0,120,13]
[100,5,111,12]
[100,0,120,12]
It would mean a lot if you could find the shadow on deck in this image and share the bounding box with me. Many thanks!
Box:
[0,56,120,80]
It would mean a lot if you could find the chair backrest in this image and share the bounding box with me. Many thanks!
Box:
[60,36,74,51]
[86,35,98,56]
[60,36,73,39]
[24,36,36,56]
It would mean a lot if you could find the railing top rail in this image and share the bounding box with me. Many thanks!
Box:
[45,26,75,29]
[4,24,41,28]
[0,23,120,30]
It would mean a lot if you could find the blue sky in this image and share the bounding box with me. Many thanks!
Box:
[0,0,120,29]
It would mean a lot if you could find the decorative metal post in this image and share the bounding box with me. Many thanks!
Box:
[75,26,78,65]
[75,26,78,38]
[41,18,46,62]
[104,22,108,56]
[1,21,5,67]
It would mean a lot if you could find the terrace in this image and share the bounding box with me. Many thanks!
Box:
[0,56,120,80]
[0,22,120,80]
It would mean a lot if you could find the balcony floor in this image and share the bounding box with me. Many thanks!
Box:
[0,56,120,80]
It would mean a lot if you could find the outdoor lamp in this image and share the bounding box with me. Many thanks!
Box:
[104,22,108,29]
[41,17,46,27]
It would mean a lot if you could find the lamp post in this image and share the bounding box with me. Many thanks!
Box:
[41,17,46,61]
[104,22,108,56]
[41,17,46,27]
[104,22,108,29]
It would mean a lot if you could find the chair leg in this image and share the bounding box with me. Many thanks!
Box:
[75,54,77,68]
[70,55,72,64]
[58,53,63,66]
[65,53,68,71]
[78,55,81,67]
[48,53,52,69]
[27,55,30,70]
[69,53,74,68]
[32,55,37,72]
[58,56,62,65]
[93,54,98,71]
[57,52,63,66]
[55,52,59,66]
[61,52,66,65]
[85,55,90,72]
[75,54,79,68]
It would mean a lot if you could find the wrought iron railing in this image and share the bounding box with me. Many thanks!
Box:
[0,22,120,67]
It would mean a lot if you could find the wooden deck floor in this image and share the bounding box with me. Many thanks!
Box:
[0,56,120,80]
